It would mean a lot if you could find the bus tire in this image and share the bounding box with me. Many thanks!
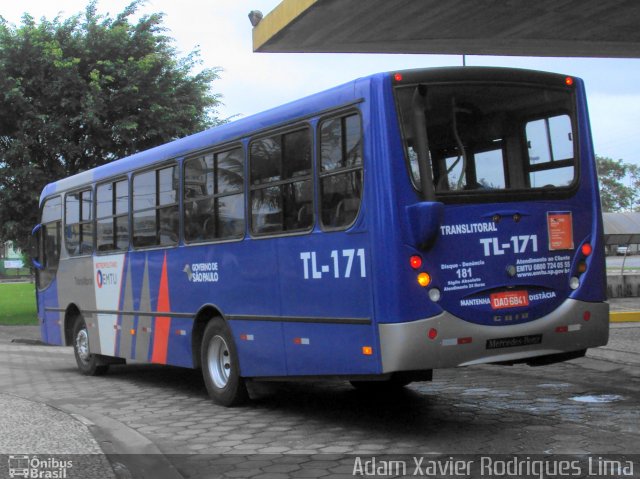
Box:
[72,316,109,376]
[201,319,248,407]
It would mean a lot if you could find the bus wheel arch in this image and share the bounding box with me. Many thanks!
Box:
[64,304,82,347]
[68,309,109,376]
[191,304,225,370]
[200,316,248,407]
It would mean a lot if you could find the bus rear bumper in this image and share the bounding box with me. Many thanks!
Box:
[378,299,609,372]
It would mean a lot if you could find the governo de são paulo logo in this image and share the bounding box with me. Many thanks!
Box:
[183,262,219,283]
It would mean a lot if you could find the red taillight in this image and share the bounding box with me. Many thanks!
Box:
[394,73,403,82]
[428,328,438,340]
[581,243,592,256]
[583,311,591,321]
[410,255,422,269]
[565,76,574,86]
[556,326,569,333]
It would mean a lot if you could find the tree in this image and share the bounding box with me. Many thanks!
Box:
[0,1,223,253]
[596,156,640,212]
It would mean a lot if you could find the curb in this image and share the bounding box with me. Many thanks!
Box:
[610,311,640,323]
[56,404,184,479]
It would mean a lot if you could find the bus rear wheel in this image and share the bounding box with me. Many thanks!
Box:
[72,316,109,376]
[201,319,248,407]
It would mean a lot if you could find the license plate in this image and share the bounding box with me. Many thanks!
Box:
[490,290,529,310]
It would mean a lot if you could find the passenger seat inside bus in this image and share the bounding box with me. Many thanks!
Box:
[334,197,359,226]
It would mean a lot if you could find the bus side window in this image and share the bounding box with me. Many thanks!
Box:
[184,147,245,243]
[133,170,157,247]
[96,179,129,252]
[250,128,313,235]
[158,166,179,246]
[133,166,179,248]
[215,148,245,238]
[65,189,93,255]
[39,196,62,289]
[319,113,363,229]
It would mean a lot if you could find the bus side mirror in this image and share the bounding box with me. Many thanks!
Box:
[31,224,44,270]
[406,202,444,249]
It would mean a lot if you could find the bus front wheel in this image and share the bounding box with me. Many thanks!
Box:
[201,319,248,407]
[72,316,109,376]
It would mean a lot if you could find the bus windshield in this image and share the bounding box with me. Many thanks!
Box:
[394,82,577,198]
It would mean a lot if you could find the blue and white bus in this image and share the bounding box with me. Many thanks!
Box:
[33,67,609,405]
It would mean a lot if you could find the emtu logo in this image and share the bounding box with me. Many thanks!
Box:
[96,270,103,288]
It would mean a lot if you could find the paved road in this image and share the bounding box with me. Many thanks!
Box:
[0,321,638,478]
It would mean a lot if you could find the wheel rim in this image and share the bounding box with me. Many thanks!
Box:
[76,328,90,364]
[207,335,231,389]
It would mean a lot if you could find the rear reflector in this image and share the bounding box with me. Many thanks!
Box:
[442,337,473,346]
[556,324,582,333]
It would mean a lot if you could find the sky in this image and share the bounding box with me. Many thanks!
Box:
[3,0,640,166]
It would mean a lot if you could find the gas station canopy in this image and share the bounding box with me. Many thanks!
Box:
[252,0,640,58]
[603,213,640,246]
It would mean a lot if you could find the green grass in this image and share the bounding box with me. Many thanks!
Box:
[0,282,38,325]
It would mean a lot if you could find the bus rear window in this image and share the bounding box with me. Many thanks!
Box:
[394,82,577,198]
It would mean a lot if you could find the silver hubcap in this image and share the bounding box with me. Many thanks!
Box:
[207,335,231,389]
[76,328,90,364]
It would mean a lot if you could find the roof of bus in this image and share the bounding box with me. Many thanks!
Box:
[39,66,575,203]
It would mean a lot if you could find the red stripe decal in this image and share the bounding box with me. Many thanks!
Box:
[151,253,171,364]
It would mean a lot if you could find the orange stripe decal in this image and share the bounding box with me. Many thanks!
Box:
[151,253,171,364]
